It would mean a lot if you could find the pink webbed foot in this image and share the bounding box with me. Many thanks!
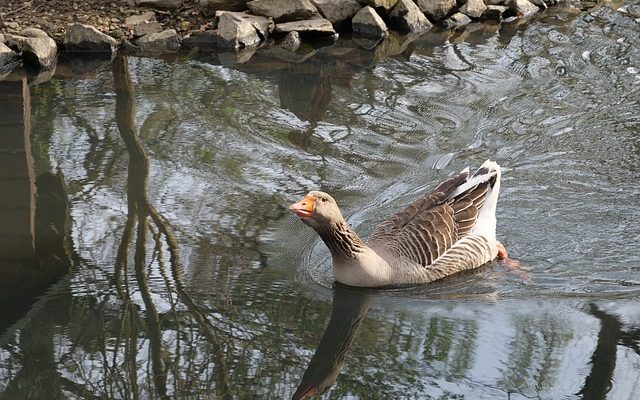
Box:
[495,241,530,282]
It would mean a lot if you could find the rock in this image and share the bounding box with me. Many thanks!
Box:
[442,12,471,28]
[358,0,398,10]
[352,6,387,37]
[388,0,433,33]
[135,0,183,10]
[482,5,508,19]
[275,19,336,36]
[246,0,320,23]
[484,0,505,5]
[3,28,57,68]
[215,11,273,40]
[278,31,300,51]
[182,30,218,47]
[65,23,118,53]
[136,29,181,51]
[133,21,163,37]
[508,0,539,17]
[4,22,20,30]
[0,42,21,72]
[216,12,262,48]
[416,0,456,21]
[199,0,250,16]
[124,12,156,28]
[460,0,487,18]
[313,0,362,28]
[218,46,256,65]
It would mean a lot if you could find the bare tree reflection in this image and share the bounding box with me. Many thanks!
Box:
[111,54,233,399]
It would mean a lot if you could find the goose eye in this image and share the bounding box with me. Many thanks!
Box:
[321,198,328,202]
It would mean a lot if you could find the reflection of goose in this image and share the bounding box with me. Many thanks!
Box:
[290,160,507,287]
[293,285,371,399]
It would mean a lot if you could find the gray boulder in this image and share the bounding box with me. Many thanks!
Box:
[65,23,118,53]
[389,0,433,33]
[352,6,388,37]
[275,19,336,36]
[415,0,456,21]
[215,11,273,41]
[508,0,539,17]
[135,0,183,10]
[247,0,320,23]
[133,22,163,37]
[124,12,156,28]
[460,0,487,18]
[313,0,362,28]
[3,28,57,68]
[442,12,471,29]
[0,41,21,72]
[137,29,181,51]
[200,0,250,16]
[358,0,398,10]
[216,12,262,48]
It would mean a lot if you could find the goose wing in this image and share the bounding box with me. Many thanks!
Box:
[368,167,496,267]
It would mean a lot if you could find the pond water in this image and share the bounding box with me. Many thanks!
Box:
[1,2,640,399]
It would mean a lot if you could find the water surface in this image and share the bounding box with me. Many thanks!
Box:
[1,2,639,399]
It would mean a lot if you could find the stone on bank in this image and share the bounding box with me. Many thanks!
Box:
[352,6,388,37]
[0,41,21,72]
[65,23,118,53]
[2,28,57,68]
[388,0,433,33]
[247,0,320,23]
[137,29,181,51]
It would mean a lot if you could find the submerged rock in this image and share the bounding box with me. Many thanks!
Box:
[313,0,362,28]
[388,0,433,33]
[352,6,388,37]
[275,19,336,36]
[416,0,456,21]
[199,0,250,16]
[65,23,118,53]
[137,29,181,51]
[247,0,320,23]
[3,28,57,68]
[0,42,21,72]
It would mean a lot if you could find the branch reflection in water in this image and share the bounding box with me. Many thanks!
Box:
[111,54,233,399]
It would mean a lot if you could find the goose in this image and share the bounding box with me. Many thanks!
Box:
[289,160,508,287]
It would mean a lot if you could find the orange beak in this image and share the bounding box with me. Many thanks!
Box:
[289,195,315,218]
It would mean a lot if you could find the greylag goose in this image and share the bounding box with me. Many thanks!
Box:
[289,160,508,287]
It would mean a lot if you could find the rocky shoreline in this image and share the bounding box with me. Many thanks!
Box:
[1,0,568,73]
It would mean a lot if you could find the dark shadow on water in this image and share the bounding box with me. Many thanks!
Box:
[578,303,640,400]
[293,284,372,399]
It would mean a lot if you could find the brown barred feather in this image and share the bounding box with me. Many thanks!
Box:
[368,168,495,267]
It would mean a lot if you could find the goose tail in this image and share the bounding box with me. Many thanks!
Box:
[470,160,501,242]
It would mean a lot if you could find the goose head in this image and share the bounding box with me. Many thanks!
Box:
[289,191,344,229]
